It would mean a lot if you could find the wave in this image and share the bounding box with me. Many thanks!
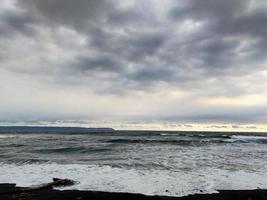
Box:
[0,135,19,139]
[192,134,231,139]
[230,135,267,144]
[0,144,26,147]
[105,138,230,145]
[0,162,266,197]
[231,135,267,140]
[106,136,267,145]
[1,159,50,165]
[34,147,112,154]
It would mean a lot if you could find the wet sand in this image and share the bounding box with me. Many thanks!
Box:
[1,184,267,200]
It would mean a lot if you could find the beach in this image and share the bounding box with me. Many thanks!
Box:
[1,183,267,200]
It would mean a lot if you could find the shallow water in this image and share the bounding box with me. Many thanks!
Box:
[0,130,267,196]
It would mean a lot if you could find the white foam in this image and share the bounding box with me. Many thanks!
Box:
[0,135,18,139]
[231,135,267,140]
[0,163,266,197]
[160,133,172,136]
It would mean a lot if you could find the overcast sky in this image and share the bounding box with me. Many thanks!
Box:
[0,0,267,129]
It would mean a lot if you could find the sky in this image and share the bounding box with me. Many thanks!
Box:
[0,0,267,131]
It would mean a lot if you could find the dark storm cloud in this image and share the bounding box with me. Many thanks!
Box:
[169,0,267,68]
[4,0,265,90]
[127,32,166,59]
[107,8,142,25]
[170,0,249,20]
[126,67,174,83]
[0,9,35,38]
[71,54,124,73]
[238,10,267,37]
[88,29,167,63]
[17,0,112,30]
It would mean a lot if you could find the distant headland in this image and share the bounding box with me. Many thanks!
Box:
[0,126,114,133]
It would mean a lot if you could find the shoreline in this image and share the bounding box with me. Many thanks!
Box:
[1,184,267,200]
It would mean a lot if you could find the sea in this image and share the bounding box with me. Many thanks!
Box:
[0,127,267,197]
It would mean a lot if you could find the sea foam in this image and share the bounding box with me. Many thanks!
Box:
[0,163,266,197]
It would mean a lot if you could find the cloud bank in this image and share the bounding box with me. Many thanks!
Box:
[0,0,267,125]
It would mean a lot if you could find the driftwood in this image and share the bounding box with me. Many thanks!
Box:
[15,178,75,193]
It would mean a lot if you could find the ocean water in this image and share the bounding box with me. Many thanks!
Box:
[0,129,267,196]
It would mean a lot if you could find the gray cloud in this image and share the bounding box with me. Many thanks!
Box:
[169,0,267,69]
[5,0,266,87]
[18,0,111,30]
[0,9,35,39]
[0,0,267,123]
[71,54,124,73]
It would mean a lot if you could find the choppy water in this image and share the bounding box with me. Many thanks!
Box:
[0,129,267,196]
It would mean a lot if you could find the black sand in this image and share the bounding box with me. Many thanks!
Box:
[1,184,266,200]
